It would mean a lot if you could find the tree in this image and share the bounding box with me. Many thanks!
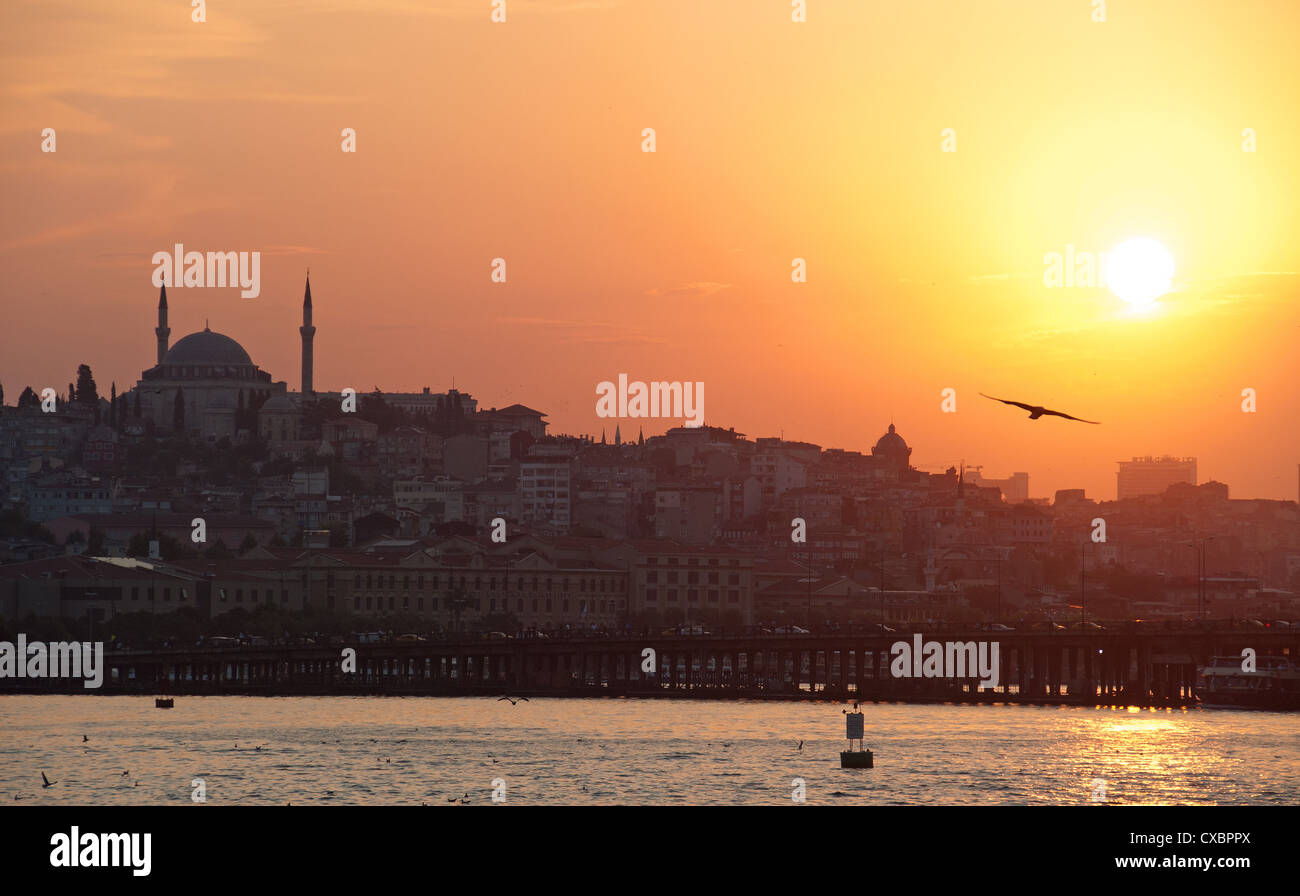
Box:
[75,364,99,406]
[204,539,233,559]
[173,387,185,431]
[109,382,117,429]
[18,387,38,409]
[0,382,4,407]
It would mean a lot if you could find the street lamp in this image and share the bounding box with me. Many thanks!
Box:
[798,575,817,629]
[1183,537,1216,619]
[878,550,887,629]
[1080,541,1086,626]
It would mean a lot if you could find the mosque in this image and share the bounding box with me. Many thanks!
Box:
[134,275,315,440]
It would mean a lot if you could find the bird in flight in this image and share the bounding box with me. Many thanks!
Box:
[497,696,529,705]
[979,393,1099,424]
[41,772,56,788]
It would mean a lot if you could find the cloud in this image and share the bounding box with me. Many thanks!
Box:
[969,272,1035,282]
[494,316,665,346]
[643,281,734,298]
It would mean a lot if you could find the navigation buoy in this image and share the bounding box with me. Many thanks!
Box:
[840,703,873,768]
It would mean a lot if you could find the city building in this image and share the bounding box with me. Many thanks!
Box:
[1116,456,1197,500]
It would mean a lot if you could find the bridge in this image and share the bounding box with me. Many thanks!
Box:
[8,624,1296,707]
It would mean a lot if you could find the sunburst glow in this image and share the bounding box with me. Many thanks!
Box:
[1106,238,1175,310]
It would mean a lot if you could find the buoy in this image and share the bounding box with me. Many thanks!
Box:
[840,703,873,768]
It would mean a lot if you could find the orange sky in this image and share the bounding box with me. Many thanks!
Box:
[2,0,1298,501]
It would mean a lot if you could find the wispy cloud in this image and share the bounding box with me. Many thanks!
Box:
[495,316,665,346]
[643,281,734,299]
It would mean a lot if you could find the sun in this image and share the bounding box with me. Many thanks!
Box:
[1105,237,1175,311]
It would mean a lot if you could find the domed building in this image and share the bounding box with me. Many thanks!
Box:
[134,281,312,439]
[871,423,912,473]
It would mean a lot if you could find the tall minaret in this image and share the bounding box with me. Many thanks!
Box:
[155,284,170,365]
[299,272,316,394]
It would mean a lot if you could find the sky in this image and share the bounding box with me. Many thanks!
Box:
[1,0,1298,501]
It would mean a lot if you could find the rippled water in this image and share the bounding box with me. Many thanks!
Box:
[1,696,1296,806]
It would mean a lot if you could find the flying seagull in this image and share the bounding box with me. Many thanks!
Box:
[41,772,56,788]
[979,393,1099,424]
[497,696,529,705]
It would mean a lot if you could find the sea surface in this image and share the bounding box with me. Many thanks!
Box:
[1,696,1296,806]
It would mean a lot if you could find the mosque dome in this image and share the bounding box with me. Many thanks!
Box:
[871,423,912,468]
[874,423,907,453]
[163,328,254,367]
[261,395,295,412]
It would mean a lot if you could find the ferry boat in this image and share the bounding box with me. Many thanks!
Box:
[1195,656,1300,711]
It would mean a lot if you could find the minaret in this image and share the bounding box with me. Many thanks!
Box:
[299,272,316,394]
[155,285,170,365]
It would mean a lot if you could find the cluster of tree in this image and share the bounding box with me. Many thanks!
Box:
[0,507,56,544]
[125,531,261,561]
[298,389,471,437]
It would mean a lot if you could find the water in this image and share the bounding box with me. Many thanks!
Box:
[1,696,1296,805]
